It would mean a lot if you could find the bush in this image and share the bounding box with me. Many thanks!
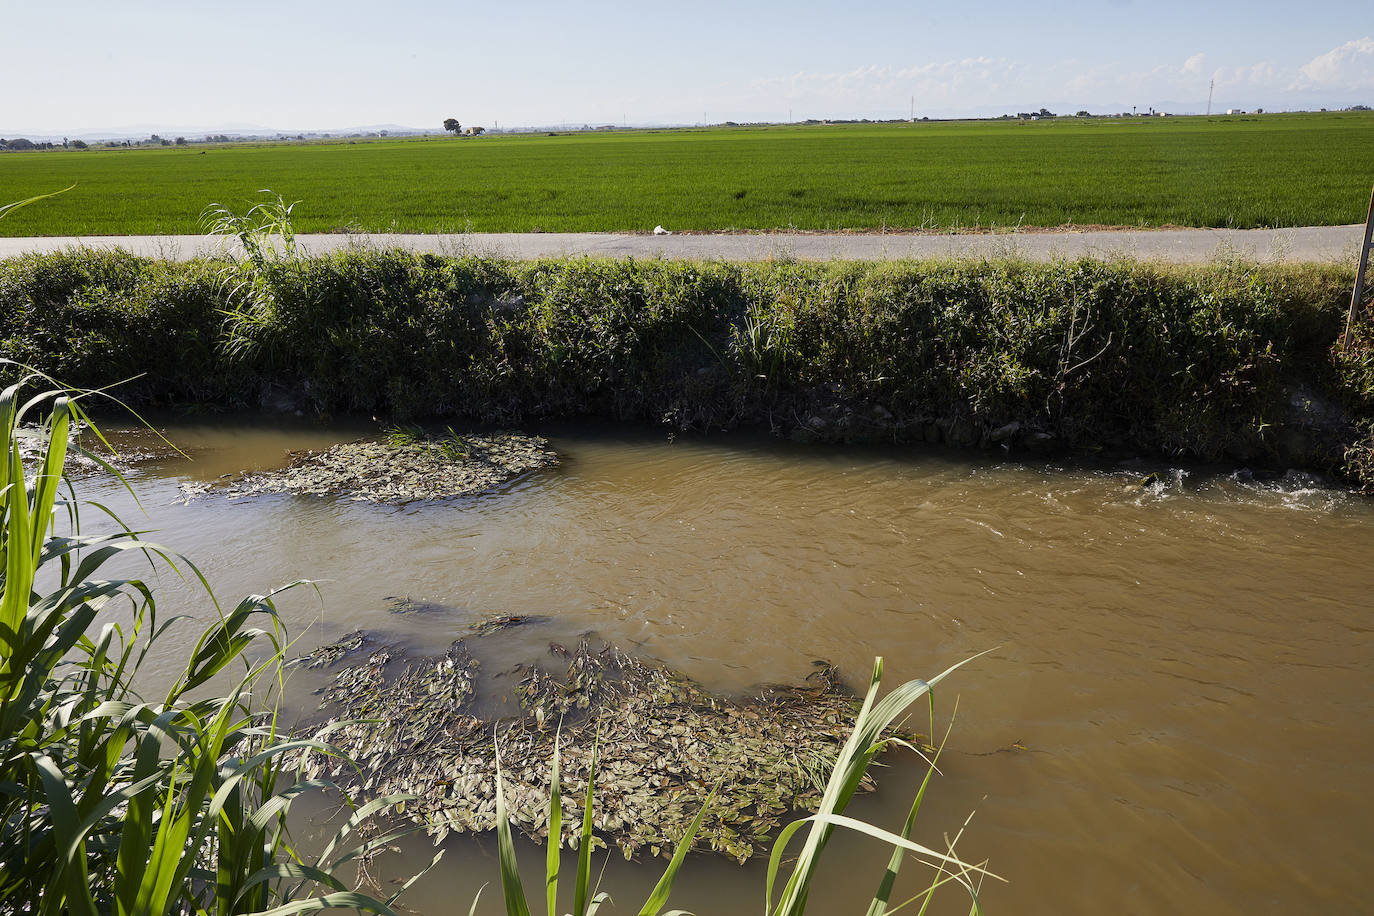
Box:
[0,250,1361,472]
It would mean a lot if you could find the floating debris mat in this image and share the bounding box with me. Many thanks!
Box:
[294,627,908,863]
[180,432,557,503]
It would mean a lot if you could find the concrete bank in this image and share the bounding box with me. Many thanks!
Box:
[0,224,1363,264]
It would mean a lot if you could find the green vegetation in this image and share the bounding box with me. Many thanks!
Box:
[2,113,1373,236]
[0,376,431,915]
[1,246,1365,480]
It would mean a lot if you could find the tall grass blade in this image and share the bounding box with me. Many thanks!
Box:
[636,781,718,916]
[547,731,562,916]
[0,183,75,221]
[573,729,599,916]
[866,702,952,916]
[495,740,534,916]
[767,653,995,916]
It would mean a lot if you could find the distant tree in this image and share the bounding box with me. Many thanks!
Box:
[443,118,462,136]
[174,136,187,145]
[70,139,88,150]
[1038,108,1056,118]
[1075,110,1091,117]
[467,126,486,136]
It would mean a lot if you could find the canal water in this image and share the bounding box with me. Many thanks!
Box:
[75,419,1374,915]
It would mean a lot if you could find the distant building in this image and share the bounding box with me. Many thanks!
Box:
[1226,108,1246,115]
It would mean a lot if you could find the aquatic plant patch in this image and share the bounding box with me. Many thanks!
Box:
[294,627,904,863]
[179,431,557,503]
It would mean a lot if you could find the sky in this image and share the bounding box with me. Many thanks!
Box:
[4,0,1374,135]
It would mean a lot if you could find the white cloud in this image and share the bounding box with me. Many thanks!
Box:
[1213,61,1280,88]
[746,58,1024,109]
[1293,37,1374,90]
[731,39,1372,122]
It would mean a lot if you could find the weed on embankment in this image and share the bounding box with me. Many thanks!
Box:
[0,248,1366,482]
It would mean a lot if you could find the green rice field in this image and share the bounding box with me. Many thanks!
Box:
[1,112,1371,236]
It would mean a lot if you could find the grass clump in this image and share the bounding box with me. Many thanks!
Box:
[1331,321,1374,491]
[203,191,304,364]
[0,370,429,914]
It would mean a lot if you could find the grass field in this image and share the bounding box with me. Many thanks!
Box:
[1,112,1372,236]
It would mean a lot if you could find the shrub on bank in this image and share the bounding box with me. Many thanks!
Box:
[0,248,1362,476]
[0,250,240,404]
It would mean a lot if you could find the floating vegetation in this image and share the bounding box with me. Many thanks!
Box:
[294,626,915,864]
[385,595,452,616]
[288,628,375,669]
[469,613,549,635]
[180,431,558,504]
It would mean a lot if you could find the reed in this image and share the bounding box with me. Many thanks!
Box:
[0,367,426,915]
[202,192,303,364]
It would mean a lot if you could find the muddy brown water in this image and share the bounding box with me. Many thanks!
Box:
[74,420,1373,914]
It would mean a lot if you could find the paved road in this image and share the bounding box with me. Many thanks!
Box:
[0,225,1362,264]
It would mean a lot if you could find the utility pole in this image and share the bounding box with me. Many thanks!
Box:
[1207,79,1214,115]
[1343,184,1374,349]
[910,95,914,120]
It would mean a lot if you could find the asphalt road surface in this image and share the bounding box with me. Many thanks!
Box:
[0,225,1362,264]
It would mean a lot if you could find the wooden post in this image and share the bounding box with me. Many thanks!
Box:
[1344,184,1374,349]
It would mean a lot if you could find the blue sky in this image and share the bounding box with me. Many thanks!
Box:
[4,0,1373,133]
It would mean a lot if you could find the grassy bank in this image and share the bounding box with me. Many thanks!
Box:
[0,247,1369,483]
[2,114,1374,235]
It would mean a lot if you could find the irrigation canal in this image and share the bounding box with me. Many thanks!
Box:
[80,420,1374,914]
